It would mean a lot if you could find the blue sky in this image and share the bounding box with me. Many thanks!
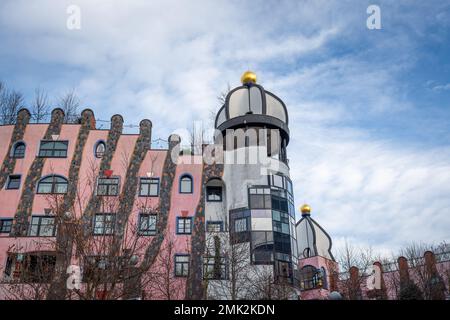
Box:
[0,0,449,256]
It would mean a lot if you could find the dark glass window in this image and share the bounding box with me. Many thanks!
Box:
[234,217,248,232]
[6,175,21,189]
[23,253,56,283]
[206,221,224,232]
[299,265,323,290]
[37,175,68,194]
[12,142,25,158]
[203,256,227,280]
[95,141,106,158]
[93,213,115,235]
[138,213,157,236]
[274,232,291,254]
[38,141,68,158]
[97,177,119,196]
[29,216,56,237]
[174,255,189,277]
[249,188,271,209]
[0,219,13,233]
[176,217,192,234]
[206,186,222,202]
[179,175,193,194]
[139,178,159,196]
[251,231,274,264]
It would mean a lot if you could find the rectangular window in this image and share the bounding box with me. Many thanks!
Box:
[206,186,222,202]
[0,219,13,233]
[97,177,119,196]
[6,175,21,190]
[174,254,189,277]
[249,188,271,209]
[234,217,248,233]
[176,217,192,234]
[29,216,56,237]
[138,213,157,236]
[206,221,224,232]
[139,178,160,197]
[203,256,227,280]
[93,213,115,235]
[38,140,68,158]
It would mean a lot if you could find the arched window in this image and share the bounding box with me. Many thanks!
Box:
[12,142,26,158]
[37,175,68,194]
[94,141,106,158]
[179,175,193,194]
[299,265,323,291]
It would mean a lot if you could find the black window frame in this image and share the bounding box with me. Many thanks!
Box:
[139,177,160,197]
[206,186,222,202]
[174,254,190,277]
[94,141,106,158]
[6,175,21,190]
[0,219,13,234]
[38,140,68,158]
[179,175,193,194]
[206,221,224,233]
[93,213,116,235]
[176,217,192,235]
[96,176,120,196]
[248,187,271,209]
[37,175,68,194]
[203,256,228,280]
[12,141,26,159]
[28,216,56,237]
[138,213,157,236]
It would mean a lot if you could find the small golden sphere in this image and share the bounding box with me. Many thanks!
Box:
[241,71,257,84]
[300,204,311,214]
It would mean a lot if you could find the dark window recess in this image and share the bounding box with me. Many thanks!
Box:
[23,253,56,283]
[251,231,274,264]
[6,175,21,189]
[29,216,56,237]
[12,142,25,158]
[0,219,13,233]
[176,217,192,234]
[95,141,106,158]
[203,256,227,280]
[139,178,159,196]
[274,232,291,254]
[206,221,224,232]
[249,188,271,209]
[97,177,119,196]
[138,213,157,235]
[272,196,288,212]
[234,217,248,233]
[206,186,222,202]
[299,265,324,290]
[93,214,115,235]
[37,175,68,194]
[175,255,190,277]
[179,175,193,194]
[38,141,68,158]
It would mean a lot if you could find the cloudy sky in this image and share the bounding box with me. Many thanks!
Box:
[0,0,449,256]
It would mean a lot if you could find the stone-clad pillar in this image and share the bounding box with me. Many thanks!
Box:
[0,108,31,189]
[423,251,446,300]
[46,109,95,300]
[11,108,65,237]
[186,162,224,300]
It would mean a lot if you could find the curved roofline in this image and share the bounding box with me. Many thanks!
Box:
[296,215,335,261]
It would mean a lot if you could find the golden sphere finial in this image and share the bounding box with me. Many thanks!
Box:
[300,204,311,215]
[241,70,257,84]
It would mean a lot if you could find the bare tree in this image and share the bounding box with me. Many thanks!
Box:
[31,88,50,123]
[59,90,80,123]
[0,81,24,125]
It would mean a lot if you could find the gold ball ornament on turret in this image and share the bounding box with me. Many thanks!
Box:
[300,204,311,216]
[241,71,257,84]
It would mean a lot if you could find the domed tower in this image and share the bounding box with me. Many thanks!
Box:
[296,204,338,299]
[215,71,290,163]
[207,72,298,298]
